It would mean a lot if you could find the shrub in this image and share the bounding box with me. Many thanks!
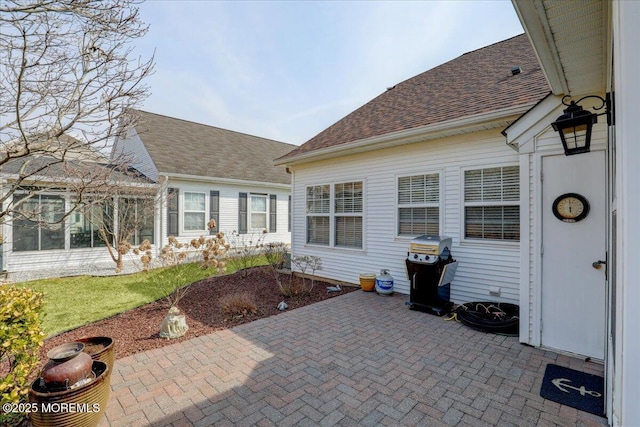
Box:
[141,221,230,309]
[219,293,257,318]
[227,229,267,277]
[291,255,323,292]
[264,242,289,293]
[0,286,45,425]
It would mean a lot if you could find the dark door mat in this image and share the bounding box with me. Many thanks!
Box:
[540,364,605,417]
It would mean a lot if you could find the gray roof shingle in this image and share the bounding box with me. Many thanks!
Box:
[130,110,296,185]
[278,34,550,162]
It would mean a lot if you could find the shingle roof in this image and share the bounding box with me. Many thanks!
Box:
[278,34,550,162]
[130,110,296,185]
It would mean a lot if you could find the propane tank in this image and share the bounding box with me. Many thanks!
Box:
[375,269,394,296]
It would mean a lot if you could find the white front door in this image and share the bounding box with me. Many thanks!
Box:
[541,151,606,360]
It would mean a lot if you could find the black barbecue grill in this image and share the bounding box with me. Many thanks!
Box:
[405,235,458,316]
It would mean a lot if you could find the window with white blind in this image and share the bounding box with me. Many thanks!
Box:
[184,192,206,231]
[398,173,440,236]
[334,182,363,248]
[306,185,330,245]
[464,166,520,241]
[306,181,363,248]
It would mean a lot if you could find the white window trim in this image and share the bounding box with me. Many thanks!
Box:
[459,163,521,246]
[182,191,207,233]
[395,170,443,238]
[304,180,366,251]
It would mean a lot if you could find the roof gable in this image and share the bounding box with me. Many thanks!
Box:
[129,110,296,185]
[279,34,550,162]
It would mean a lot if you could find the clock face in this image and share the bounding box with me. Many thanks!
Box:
[552,193,590,223]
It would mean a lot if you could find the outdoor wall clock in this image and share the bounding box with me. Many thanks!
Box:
[552,193,590,223]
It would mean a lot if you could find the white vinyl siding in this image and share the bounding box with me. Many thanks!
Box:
[290,129,522,303]
[464,166,520,241]
[398,173,440,236]
[183,192,206,231]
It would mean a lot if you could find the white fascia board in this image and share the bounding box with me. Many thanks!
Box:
[0,173,158,189]
[275,104,532,167]
[502,94,563,153]
[512,0,569,95]
[161,172,290,190]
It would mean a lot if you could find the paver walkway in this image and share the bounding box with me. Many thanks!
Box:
[99,291,608,426]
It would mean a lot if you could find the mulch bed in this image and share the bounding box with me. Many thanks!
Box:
[39,267,357,363]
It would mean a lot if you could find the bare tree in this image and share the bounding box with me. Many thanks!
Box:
[0,0,154,221]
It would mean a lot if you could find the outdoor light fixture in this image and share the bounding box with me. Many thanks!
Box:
[551,94,611,156]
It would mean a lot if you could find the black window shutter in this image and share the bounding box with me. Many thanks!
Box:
[209,190,219,234]
[167,188,179,236]
[269,194,277,232]
[288,195,291,232]
[238,192,248,234]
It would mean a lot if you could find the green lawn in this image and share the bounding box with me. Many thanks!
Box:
[15,257,267,336]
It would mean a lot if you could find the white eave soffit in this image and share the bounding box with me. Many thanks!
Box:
[512,0,569,95]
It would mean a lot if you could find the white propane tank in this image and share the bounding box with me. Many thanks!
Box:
[375,269,394,296]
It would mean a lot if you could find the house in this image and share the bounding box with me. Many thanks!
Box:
[112,110,296,248]
[1,110,295,277]
[276,34,549,302]
[276,0,640,424]
[509,1,638,425]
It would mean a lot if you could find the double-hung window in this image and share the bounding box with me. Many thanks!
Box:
[334,182,363,248]
[398,173,440,236]
[306,181,363,249]
[184,192,206,231]
[464,166,520,241]
[306,185,330,245]
[250,194,267,229]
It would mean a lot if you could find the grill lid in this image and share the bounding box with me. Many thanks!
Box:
[408,235,452,256]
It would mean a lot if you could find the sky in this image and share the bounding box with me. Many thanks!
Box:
[134,1,525,146]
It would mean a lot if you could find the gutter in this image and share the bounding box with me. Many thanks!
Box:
[275,103,536,167]
[160,172,291,190]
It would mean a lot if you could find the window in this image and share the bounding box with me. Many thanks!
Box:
[398,173,439,236]
[250,194,267,229]
[464,166,519,241]
[305,181,363,249]
[184,192,206,231]
[334,182,363,248]
[306,185,330,245]
[70,201,109,248]
[119,197,155,245]
[13,194,65,251]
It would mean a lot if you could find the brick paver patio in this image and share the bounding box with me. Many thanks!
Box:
[99,291,608,426]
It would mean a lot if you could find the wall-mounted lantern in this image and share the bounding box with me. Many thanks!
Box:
[551,94,611,156]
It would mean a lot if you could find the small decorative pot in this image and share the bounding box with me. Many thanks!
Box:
[359,274,377,292]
